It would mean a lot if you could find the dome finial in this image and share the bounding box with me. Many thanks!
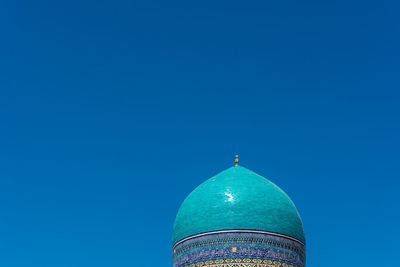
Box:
[235,155,239,167]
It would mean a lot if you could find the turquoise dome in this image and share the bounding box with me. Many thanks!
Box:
[173,166,305,245]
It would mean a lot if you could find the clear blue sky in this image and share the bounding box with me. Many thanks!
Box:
[0,1,399,266]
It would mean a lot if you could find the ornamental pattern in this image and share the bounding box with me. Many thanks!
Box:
[184,258,295,267]
[173,231,305,267]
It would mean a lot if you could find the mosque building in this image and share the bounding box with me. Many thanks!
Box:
[172,156,306,267]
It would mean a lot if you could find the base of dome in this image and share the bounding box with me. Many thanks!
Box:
[173,230,305,267]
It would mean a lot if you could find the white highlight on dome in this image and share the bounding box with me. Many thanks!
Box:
[225,192,234,202]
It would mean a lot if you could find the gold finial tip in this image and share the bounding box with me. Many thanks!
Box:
[235,155,239,167]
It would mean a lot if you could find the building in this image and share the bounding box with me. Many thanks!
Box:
[172,156,306,267]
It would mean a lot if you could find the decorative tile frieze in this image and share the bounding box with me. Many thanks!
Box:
[173,230,305,267]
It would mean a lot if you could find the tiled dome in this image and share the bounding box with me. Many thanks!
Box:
[173,166,305,245]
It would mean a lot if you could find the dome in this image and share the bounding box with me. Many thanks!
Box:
[173,165,305,245]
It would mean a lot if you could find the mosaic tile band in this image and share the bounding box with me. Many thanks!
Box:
[184,258,296,267]
[173,230,305,267]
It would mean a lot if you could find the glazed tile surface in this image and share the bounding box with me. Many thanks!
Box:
[173,166,305,244]
[172,165,306,266]
[173,230,305,267]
